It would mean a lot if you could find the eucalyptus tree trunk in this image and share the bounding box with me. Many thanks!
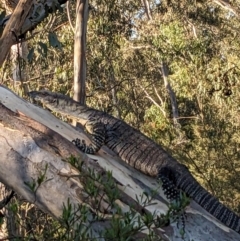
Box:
[5,0,28,92]
[73,0,88,104]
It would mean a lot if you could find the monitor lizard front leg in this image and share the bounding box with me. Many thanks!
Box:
[72,120,106,154]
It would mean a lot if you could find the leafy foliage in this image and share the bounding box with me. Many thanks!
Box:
[1,0,240,238]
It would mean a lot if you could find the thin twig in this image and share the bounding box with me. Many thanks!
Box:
[138,83,167,117]
[66,1,75,33]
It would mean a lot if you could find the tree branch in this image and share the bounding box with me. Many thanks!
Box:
[0,0,33,66]
[141,0,152,20]
[0,0,69,64]
[161,62,179,125]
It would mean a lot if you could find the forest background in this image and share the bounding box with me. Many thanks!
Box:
[0,0,240,239]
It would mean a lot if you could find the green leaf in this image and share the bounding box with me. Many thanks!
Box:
[27,47,34,62]
[48,32,62,49]
[0,10,6,23]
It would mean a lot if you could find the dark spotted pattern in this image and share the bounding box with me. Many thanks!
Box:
[73,121,106,154]
[28,90,240,235]
[158,167,180,201]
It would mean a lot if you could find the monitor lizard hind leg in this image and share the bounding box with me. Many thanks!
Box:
[158,167,186,232]
[158,167,181,201]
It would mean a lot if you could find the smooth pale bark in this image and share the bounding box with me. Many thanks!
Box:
[0,85,239,241]
[73,0,88,104]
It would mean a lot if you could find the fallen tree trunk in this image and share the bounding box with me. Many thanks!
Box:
[0,85,239,241]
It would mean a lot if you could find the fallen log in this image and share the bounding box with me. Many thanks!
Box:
[0,85,239,241]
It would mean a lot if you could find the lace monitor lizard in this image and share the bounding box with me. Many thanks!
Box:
[28,90,240,234]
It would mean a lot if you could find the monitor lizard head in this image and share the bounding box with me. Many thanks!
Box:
[28,90,91,125]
